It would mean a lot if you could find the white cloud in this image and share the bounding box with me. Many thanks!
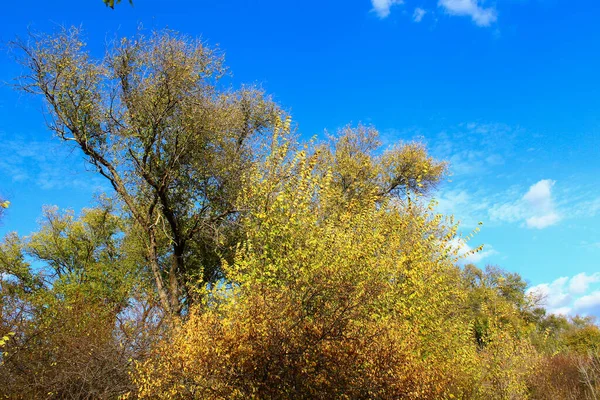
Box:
[528,273,600,317]
[552,307,572,316]
[489,179,561,230]
[526,213,560,229]
[438,0,497,27]
[523,180,561,228]
[528,277,572,311]
[573,291,600,316]
[413,7,427,22]
[524,179,554,211]
[570,273,600,295]
[371,0,404,18]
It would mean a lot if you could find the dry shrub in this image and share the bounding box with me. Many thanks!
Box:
[1,293,162,400]
[130,141,482,399]
[1,298,130,399]
[579,352,600,400]
[132,289,470,400]
[528,353,587,400]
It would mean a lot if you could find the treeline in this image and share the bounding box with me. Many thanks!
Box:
[1,27,599,399]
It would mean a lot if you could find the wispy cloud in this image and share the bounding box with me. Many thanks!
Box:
[432,122,516,177]
[435,188,490,228]
[571,196,600,219]
[581,241,600,250]
[569,273,600,295]
[401,121,597,235]
[429,123,520,228]
[413,7,427,22]
[489,179,561,229]
[438,0,497,27]
[371,0,404,18]
[528,273,600,317]
[0,135,106,192]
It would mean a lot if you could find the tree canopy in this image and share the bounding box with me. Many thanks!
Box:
[14,27,281,315]
[2,26,600,399]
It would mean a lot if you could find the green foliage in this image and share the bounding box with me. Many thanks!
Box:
[561,322,600,355]
[460,265,535,349]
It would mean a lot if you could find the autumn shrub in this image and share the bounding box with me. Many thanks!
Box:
[1,296,129,399]
[0,206,163,399]
[469,321,540,400]
[527,353,589,400]
[578,352,600,400]
[133,275,477,399]
[131,124,482,399]
[1,289,165,399]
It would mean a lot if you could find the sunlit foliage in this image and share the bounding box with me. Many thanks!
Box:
[13,27,280,315]
[131,119,476,399]
[4,27,600,399]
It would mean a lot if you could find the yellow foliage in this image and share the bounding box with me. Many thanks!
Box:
[471,319,541,399]
[131,119,481,399]
[9,27,600,399]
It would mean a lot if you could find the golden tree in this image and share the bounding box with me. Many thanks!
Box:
[131,119,481,399]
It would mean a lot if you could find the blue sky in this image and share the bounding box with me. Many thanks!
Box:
[0,0,599,316]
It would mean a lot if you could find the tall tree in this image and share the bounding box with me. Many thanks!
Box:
[13,27,280,315]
